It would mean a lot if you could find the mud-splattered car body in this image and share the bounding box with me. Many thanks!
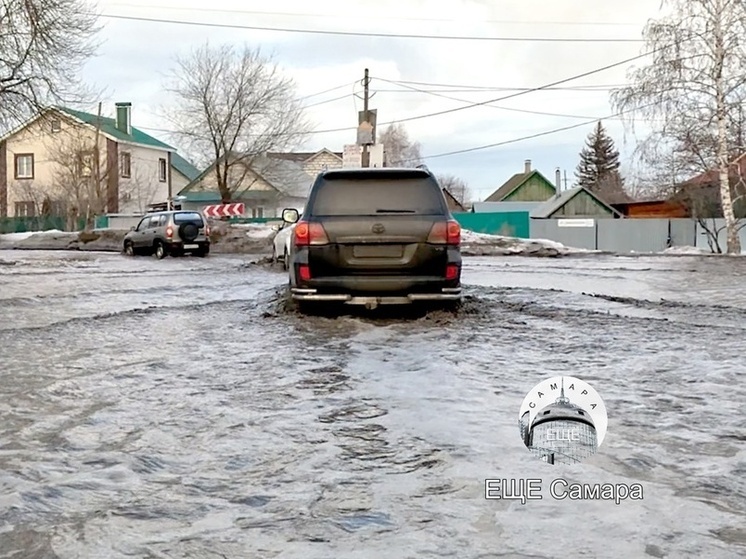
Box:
[284,167,462,309]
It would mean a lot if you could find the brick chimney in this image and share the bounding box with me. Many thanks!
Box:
[524,159,531,174]
[115,102,132,135]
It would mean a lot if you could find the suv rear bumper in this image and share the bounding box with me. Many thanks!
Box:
[290,286,461,305]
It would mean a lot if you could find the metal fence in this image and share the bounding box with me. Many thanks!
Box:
[530,217,746,253]
[452,211,530,238]
[0,216,89,234]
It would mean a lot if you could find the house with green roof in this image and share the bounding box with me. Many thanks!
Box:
[484,160,557,203]
[0,102,200,220]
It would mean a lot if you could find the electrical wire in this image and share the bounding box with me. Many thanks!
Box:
[135,51,654,137]
[303,93,352,109]
[104,4,643,27]
[378,79,627,91]
[376,78,614,120]
[98,13,643,43]
[364,51,654,128]
[298,82,358,100]
[410,103,658,162]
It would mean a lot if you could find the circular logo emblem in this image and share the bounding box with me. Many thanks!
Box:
[518,376,608,465]
[371,223,385,234]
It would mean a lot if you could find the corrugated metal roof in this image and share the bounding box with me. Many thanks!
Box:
[530,187,623,218]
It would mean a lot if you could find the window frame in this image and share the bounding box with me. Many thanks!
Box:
[14,201,36,217]
[158,158,167,182]
[120,152,131,178]
[14,153,34,180]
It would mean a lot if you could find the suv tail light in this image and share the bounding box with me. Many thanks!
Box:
[205,224,211,236]
[294,221,329,246]
[166,226,174,238]
[427,220,461,245]
[446,264,459,280]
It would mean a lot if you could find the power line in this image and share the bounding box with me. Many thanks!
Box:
[135,53,657,139]
[380,79,627,91]
[298,82,357,101]
[366,51,654,128]
[98,13,643,42]
[412,103,657,162]
[372,87,620,93]
[377,78,614,120]
[303,93,352,108]
[105,4,643,27]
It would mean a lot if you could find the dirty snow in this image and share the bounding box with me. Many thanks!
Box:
[663,245,712,255]
[0,229,65,242]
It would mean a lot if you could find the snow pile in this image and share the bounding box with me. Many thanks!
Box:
[241,223,277,240]
[0,229,66,243]
[460,229,582,257]
[663,246,712,255]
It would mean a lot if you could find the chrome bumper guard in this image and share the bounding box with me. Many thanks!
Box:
[291,287,461,305]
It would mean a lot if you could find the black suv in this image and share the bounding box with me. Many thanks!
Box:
[283,167,462,309]
[123,210,210,258]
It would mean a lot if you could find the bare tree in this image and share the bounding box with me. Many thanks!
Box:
[379,123,423,167]
[164,42,311,203]
[612,0,746,254]
[44,126,116,229]
[437,173,472,206]
[0,0,100,132]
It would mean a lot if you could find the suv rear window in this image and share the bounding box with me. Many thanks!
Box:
[310,176,446,216]
[173,212,204,224]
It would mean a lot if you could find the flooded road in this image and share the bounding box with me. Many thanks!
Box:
[0,250,744,558]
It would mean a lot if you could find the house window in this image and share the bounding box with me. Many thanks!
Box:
[78,152,94,177]
[120,152,131,178]
[158,158,167,182]
[252,207,264,218]
[14,154,34,179]
[51,119,61,133]
[14,201,36,217]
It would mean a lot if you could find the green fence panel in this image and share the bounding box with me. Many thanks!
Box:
[452,212,530,238]
[95,215,110,229]
[0,215,91,234]
[228,216,283,224]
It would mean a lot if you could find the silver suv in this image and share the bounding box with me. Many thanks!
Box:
[123,211,210,258]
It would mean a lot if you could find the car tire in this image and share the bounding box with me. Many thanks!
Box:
[195,245,210,257]
[154,241,167,260]
[124,242,135,256]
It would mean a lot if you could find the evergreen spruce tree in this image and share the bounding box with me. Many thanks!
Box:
[575,121,625,196]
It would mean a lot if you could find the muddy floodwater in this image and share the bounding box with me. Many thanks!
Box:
[0,251,744,558]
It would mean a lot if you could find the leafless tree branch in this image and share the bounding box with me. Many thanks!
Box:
[163,42,312,203]
[0,0,101,132]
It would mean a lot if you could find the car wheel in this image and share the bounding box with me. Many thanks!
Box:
[195,245,210,257]
[124,242,134,256]
[154,241,167,260]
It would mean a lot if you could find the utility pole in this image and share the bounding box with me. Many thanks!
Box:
[90,101,102,230]
[361,68,371,168]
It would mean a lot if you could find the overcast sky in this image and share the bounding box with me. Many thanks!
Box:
[81,0,662,201]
